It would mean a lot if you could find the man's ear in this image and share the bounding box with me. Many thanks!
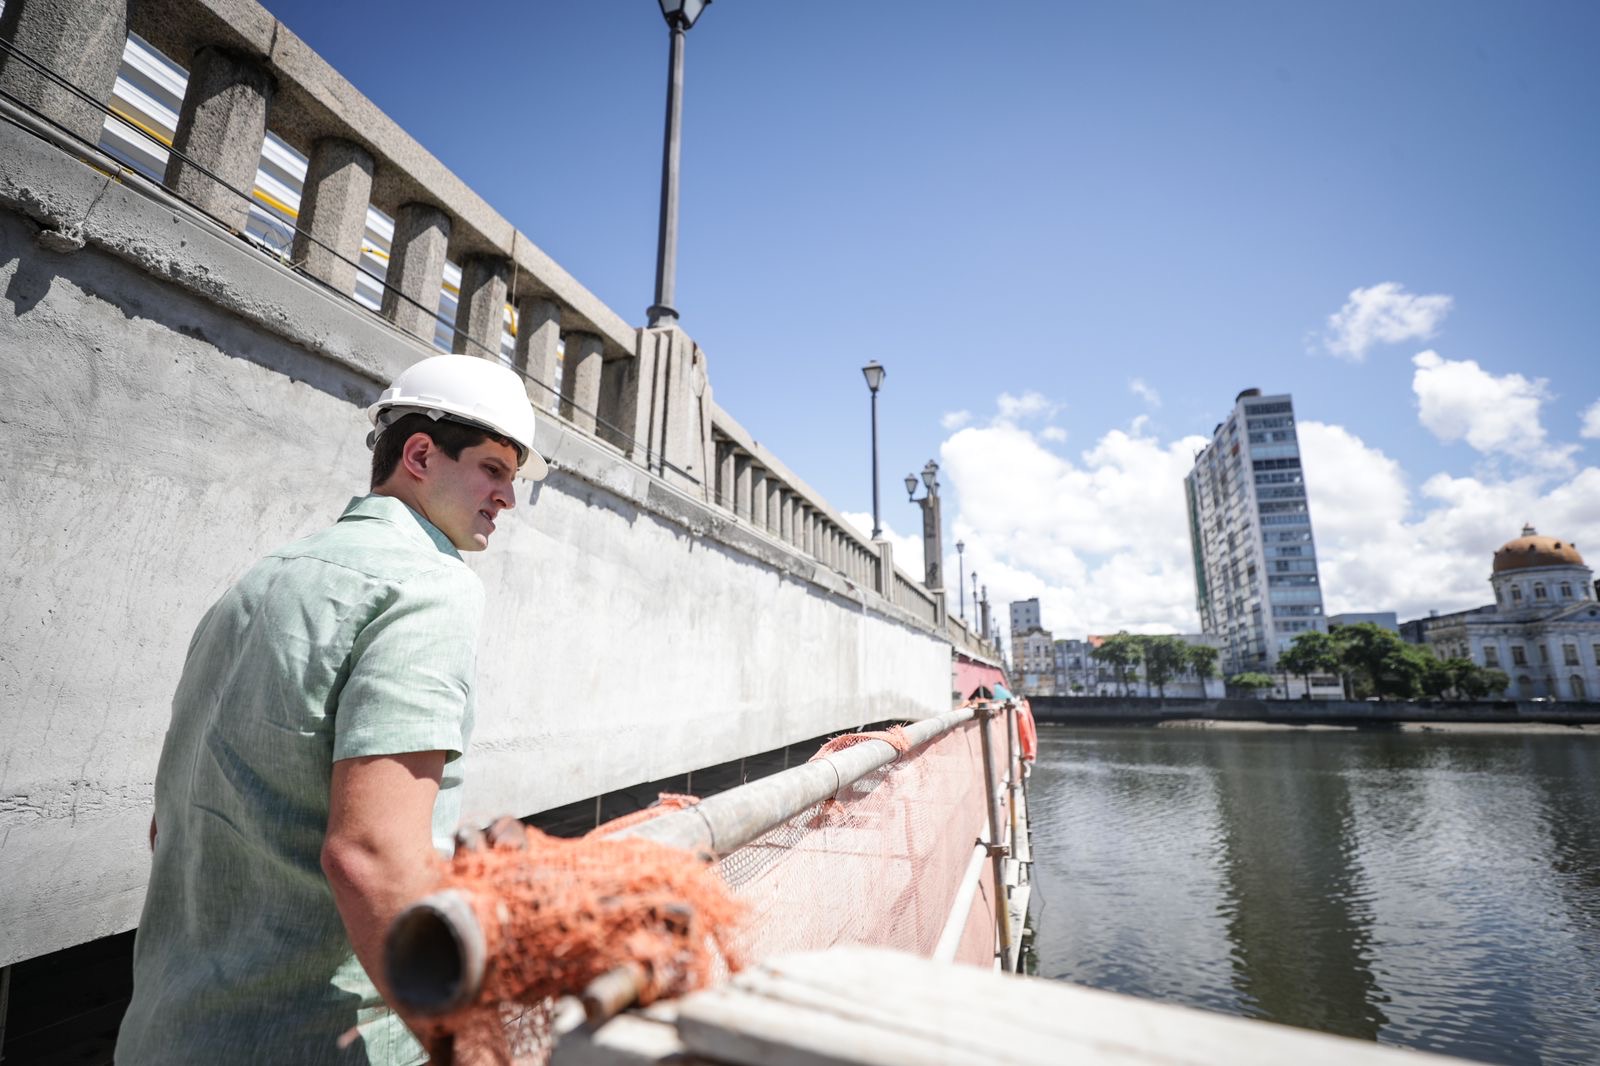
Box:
[398,432,435,481]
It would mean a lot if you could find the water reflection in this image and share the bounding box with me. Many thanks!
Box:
[1029,727,1600,1066]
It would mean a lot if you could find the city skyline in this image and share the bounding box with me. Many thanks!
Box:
[242,1,1598,634]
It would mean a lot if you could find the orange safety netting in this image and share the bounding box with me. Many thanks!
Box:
[414,798,744,1063]
[411,708,1011,1063]
[718,714,1003,969]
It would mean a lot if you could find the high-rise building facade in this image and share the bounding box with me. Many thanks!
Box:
[1184,389,1326,674]
[1009,597,1041,636]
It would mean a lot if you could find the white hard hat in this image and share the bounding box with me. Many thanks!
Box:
[368,355,549,481]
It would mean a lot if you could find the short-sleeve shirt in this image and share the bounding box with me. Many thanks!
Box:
[116,495,485,1065]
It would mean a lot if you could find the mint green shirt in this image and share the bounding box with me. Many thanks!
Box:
[117,496,484,1065]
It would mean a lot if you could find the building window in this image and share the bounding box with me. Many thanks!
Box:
[1511,586,1523,604]
[1537,644,1550,664]
[1573,675,1588,700]
[1564,644,1580,667]
[1594,643,1600,666]
[1561,582,1574,599]
[1511,646,1527,666]
[1534,583,1547,600]
[1482,646,1500,667]
[1495,588,1503,605]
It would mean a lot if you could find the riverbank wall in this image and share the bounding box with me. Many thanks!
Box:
[1029,696,1600,726]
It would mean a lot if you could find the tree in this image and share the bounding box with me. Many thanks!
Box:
[1467,668,1511,699]
[1187,644,1219,686]
[1424,659,1510,700]
[1332,622,1429,700]
[1279,631,1341,698]
[1091,632,1140,697]
[1229,672,1274,698]
[1137,635,1190,698]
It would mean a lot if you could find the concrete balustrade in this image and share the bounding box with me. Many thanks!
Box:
[513,295,561,411]
[560,331,604,434]
[1,0,998,645]
[750,467,768,530]
[453,254,510,357]
[165,45,275,231]
[0,0,127,144]
[734,457,752,521]
[382,202,451,340]
[292,137,374,294]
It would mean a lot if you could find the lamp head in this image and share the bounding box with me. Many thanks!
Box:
[904,473,919,500]
[861,361,885,393]
[920,460,939,490]
[956,539,965,553]
[659,0,711,30]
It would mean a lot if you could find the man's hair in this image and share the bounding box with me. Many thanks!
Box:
[370,412,513,488]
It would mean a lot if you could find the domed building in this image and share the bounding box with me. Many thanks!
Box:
[1404,525,1600,700]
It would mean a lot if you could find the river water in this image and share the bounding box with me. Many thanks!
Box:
[1027,725,1600,1065]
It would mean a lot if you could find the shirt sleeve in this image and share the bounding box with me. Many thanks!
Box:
[333,564,485,762]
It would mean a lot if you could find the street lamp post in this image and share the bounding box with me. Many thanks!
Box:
[904,460,943,591]
[862,361,885,538]
[647,0,712,328]
[956,540,966,620]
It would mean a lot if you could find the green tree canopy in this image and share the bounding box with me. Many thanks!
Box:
[1229,672,1274,698]
[1135,635,1190,698]
[1186,644,1220,681]
[1331,622,1430,699]
[1279,631,1343,695]
[1090,632,1140,696]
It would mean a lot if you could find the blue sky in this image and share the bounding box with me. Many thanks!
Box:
[263,0,1600,637]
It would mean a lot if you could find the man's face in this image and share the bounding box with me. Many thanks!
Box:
[419,437,519,551]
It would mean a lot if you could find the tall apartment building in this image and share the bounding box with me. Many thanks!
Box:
[1184,389,1327,675]
[1009,597,1041,635]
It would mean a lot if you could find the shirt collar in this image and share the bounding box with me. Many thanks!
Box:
[339,494,462,560]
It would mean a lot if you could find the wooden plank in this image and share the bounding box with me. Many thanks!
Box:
[674,947,1474,1066]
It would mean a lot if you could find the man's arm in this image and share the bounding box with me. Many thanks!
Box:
[322,750,446,1009]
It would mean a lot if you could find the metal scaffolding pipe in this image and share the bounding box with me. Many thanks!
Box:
[384,889,487,1017]
[977,706,1015,971]
[620,705,976,856]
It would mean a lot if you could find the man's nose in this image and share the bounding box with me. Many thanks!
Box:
[497,480,516,511]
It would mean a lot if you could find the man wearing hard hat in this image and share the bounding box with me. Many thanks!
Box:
[117,355,548,1064]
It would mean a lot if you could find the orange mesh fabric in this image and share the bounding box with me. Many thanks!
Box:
[410,710,1013,1060]
[808,725,912,760]
[418,820,744,1062]
[719,718,1000,966]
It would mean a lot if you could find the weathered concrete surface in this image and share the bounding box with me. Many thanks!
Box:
[292,136,375,292]
[1030,696,1600,726]
[165,45,276,231]
[128,0,636,357]
[0,0,127,144]
[0,127,952,966]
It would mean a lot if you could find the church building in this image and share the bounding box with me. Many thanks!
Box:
[1402,526,1600,700]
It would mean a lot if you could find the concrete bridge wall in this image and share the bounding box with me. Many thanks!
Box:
[0,0,996,965]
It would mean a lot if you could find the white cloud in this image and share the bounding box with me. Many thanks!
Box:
[940,409,972,431]
[1581,399,1600,440]
[1041,426,1068,443]
[936,394,1600,643]
[1324,282,1453,361]
[1129,378,1162,408]
[939,412,1209,636]
[1411,350,1575,469]
[995,391,1057,423]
